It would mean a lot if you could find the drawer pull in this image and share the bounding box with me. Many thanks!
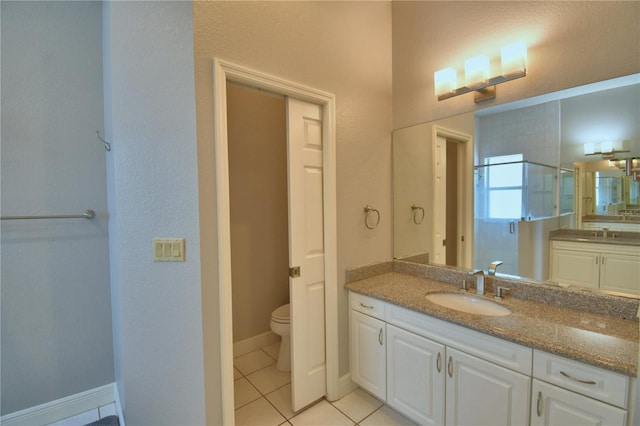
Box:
[359,302,374,309]
[447,356,453,378]
[436,352,442,373]
[378,328,383,346]
[560,371,597,385]
[536,391,543,417]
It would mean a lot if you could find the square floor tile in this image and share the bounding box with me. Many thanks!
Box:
[266,383,295,419]
[235,349,275,375]
[235,398,286,426]
[234,367,243,380]
[331,388,383,423]
[290,400,354,426]
[246,364,291,395]
[360,406,417,426]
[263,341,281,360]
[235,377,262,409]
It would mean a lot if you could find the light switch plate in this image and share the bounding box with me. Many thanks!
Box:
[153,238,185,262]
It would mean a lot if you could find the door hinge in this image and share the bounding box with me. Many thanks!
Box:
[442,239,447,246]
[289,266,301,278]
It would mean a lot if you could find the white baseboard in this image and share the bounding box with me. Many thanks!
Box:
[233,331,280,358]
[0,383,116,426]
[113,383,125,426]
[330,373,358,401]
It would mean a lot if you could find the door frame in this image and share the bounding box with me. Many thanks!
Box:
[212,58,338,424]
[431,126,473,269]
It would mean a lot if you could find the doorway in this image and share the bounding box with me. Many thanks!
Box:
[212,59,339,425]
[432,126,473,269]
[226,82,289,355]
[445,140,459,266]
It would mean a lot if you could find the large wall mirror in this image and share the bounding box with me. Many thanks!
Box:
[393,74,640,298]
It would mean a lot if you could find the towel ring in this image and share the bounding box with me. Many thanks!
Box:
[411,204,425,225]
[364,205,380,230]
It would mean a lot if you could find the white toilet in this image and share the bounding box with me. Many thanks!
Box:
[270,304,291,372]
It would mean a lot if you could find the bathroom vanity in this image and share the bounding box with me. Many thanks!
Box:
[346,262,639,426]
[549,230,640,295]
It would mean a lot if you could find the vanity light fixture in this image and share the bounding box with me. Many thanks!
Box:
[584,140,631,159]
[434,42,527,103]
[610,157,640,181]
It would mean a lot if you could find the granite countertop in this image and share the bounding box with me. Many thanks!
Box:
[346,272,639,377]
[583,215,640,224]
[549,228,640,246]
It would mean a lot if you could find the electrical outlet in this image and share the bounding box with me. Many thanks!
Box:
[153,238,185,262]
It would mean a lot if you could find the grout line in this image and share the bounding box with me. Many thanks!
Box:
[357,405,384,426]
[328,400,360,425]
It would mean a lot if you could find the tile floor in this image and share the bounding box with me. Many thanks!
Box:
[234,342,417,426]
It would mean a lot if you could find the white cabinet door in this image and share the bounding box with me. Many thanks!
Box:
[600,252,640,295]
[531,380,627,426]
[550,248,600,288]
[350,310,386,401]
[386,324,445,425]
[445,348,530,426]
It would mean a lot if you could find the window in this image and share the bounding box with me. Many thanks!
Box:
[486,154,523,219]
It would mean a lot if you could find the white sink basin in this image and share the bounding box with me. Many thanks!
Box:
[425,292,512,316]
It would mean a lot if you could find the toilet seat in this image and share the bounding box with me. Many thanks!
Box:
[271,303,290,323]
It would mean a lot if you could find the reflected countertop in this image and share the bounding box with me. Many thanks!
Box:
[549,228,640,246]
[345,271,639,377]
[583,214,640,224]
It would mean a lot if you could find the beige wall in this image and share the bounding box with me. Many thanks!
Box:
[227,83,289,343]
[193,2,393,409]
[393,1,640,129]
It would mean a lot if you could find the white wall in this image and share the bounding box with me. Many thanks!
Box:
[103,2,205,424]
[392,1,640,128]
[193,3,393,410]
[477,102,560,166]
[0,1,113,415]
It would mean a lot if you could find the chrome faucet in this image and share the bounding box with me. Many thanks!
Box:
[469,269,485,295]
[488,261,503,276]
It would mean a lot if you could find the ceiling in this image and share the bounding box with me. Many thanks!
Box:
[560,83,640,164]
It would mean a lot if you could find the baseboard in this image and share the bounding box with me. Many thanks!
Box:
[233,330,279,358]
[0,383,115,426]
[114,383,125,426]
[331,373,358,401]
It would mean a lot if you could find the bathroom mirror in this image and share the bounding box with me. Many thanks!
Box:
[393,74,640,298]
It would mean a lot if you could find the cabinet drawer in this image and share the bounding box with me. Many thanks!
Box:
[533,350,629,408]
[350,292,386,320]
[386,304,532,375]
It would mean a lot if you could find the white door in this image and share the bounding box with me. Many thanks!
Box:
[287,97,326,411]
[550,248,600,289]
[350,311,386,401]
[531,380,627,426]
[433,135,447,265]
[599,252,640,295]
[446,347,531,426]
[386,324,445,425]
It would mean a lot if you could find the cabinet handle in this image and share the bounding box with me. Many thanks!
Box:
[601,255,605,264]
[560,370,597,385]
[359,302,374,309]
[436,352,442,373]
[378,328,383,346]
[447,356,453,378]
[595,256,599,265]
[536,391,543,417]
